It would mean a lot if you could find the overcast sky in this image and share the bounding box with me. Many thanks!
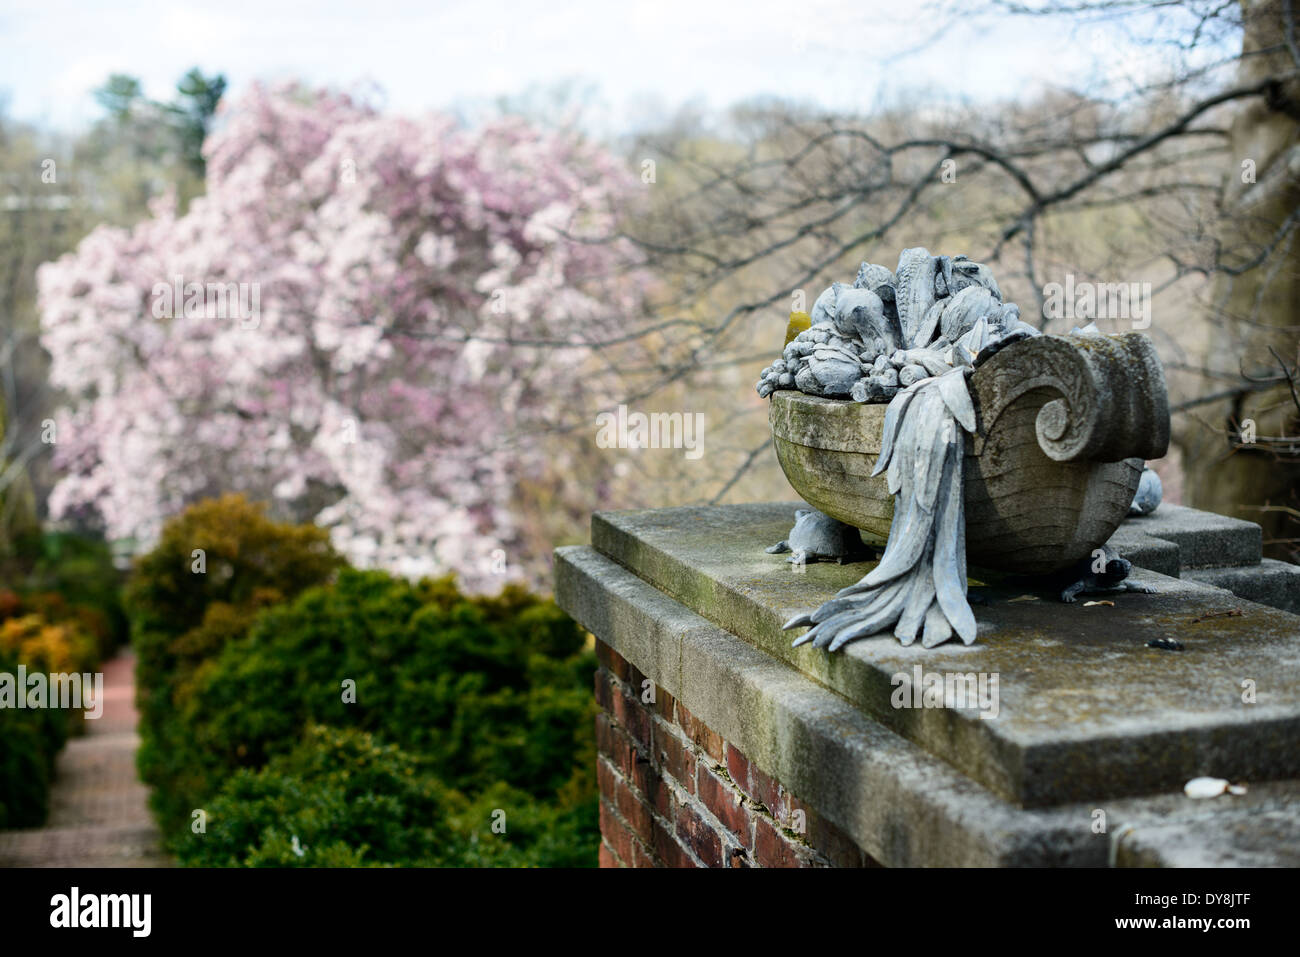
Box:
[0,0,1217,135]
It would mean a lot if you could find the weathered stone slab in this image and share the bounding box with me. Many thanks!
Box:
[1119,503,1262,569]
[557,543,1300,866]
[1113,780,1300,867]
[590,502,1300,808]
[1183,559,1300,616]
[1107,503,1300,615]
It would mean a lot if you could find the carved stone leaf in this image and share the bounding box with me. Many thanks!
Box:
[894,247,937,348]
[921,601,955,648]
[913,298,946,349]
[894,541,937,644]
[873,387,916,477]
[935,367,976,433]
[932,443,976,644]
[939,285,999,343]
[912,392,949,514]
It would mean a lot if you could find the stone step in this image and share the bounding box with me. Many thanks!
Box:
[1112,503,1263,570]
[588,502,1300,809]
[0,824,170,868]
[1107,504,1300,616]
[1183,559,1300,616]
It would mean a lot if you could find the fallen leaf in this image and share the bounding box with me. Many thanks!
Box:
[1083,600,1115,607]
[1190,608,1244,624]
[1007,595,1039,603]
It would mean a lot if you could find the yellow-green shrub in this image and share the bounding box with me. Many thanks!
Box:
[0,606,98,828]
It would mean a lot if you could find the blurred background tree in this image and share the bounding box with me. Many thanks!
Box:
[1,67,227,555]
[4,3,1298,584]
[86,67,225,217]
[612,0,1300,562]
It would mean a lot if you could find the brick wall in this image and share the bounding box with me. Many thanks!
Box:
[594,639,879,868]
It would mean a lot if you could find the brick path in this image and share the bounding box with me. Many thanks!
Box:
[0,652,170,867]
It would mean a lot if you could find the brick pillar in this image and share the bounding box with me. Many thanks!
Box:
[594,639,877,868]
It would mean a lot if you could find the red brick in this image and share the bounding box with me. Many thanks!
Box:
[594,668,615,714]
[725,743,750,795]
[598,748,660,832]
[599,842,620,868]
[600,800,635,867]
[612,735,670,813]
[653,721,696,795]
[627,673,672,722]
[610,682,653,751]
[647,769,674,819]
[746,761,788,824]
[596,754,617,798]
[631,839,658,868]
[607,766,654,844]
[653,816,697,868]
[753,815,805,868]
[598,716,660,804]
[676,702,725,763]
[596,640,630,682]
[675,800,724,868]
[653,686,676,723]
[697,767,751,843]
[598,765,663,865]
[596,711,613,752]
[596,713,635,773]
[786,795,811,840]
[629,661,667,702]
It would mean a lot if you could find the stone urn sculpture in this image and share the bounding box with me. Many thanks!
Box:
[768,331,1170,576]
[758,249,1173,649]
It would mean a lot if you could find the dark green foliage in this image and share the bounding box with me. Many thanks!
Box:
[177,726,594,868]
[0,579,103,829]
[126,495,342,833]
[164,569,597,866]
[22,531,129,656]
[168,69,227,178]
[0,523,120,830]
[93,67,226,179]
[0,647,68,829]
[130,498,597,867]
[181,570,589,792]
[177,726,453,867]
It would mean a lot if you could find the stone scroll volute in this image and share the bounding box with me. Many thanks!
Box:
[970,332,1170,464]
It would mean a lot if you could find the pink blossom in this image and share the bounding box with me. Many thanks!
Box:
[38,82,643,590]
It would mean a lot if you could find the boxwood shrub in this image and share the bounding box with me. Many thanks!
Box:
[131,497,598,866]
[0,536,117,830]
[0,625,85,828]
[175,725,594,867]
[125,494,343,834]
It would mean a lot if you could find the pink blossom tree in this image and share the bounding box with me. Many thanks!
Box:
[38,82,644,589]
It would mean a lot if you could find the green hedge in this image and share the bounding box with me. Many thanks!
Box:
[130,496,598,867]
[175,725,594,867]
[0,593,103,829]
[125,494,342,834]
[23,532,130,657]
[0,645,69,830]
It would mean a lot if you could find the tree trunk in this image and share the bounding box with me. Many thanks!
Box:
[1183,0,1300,559]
